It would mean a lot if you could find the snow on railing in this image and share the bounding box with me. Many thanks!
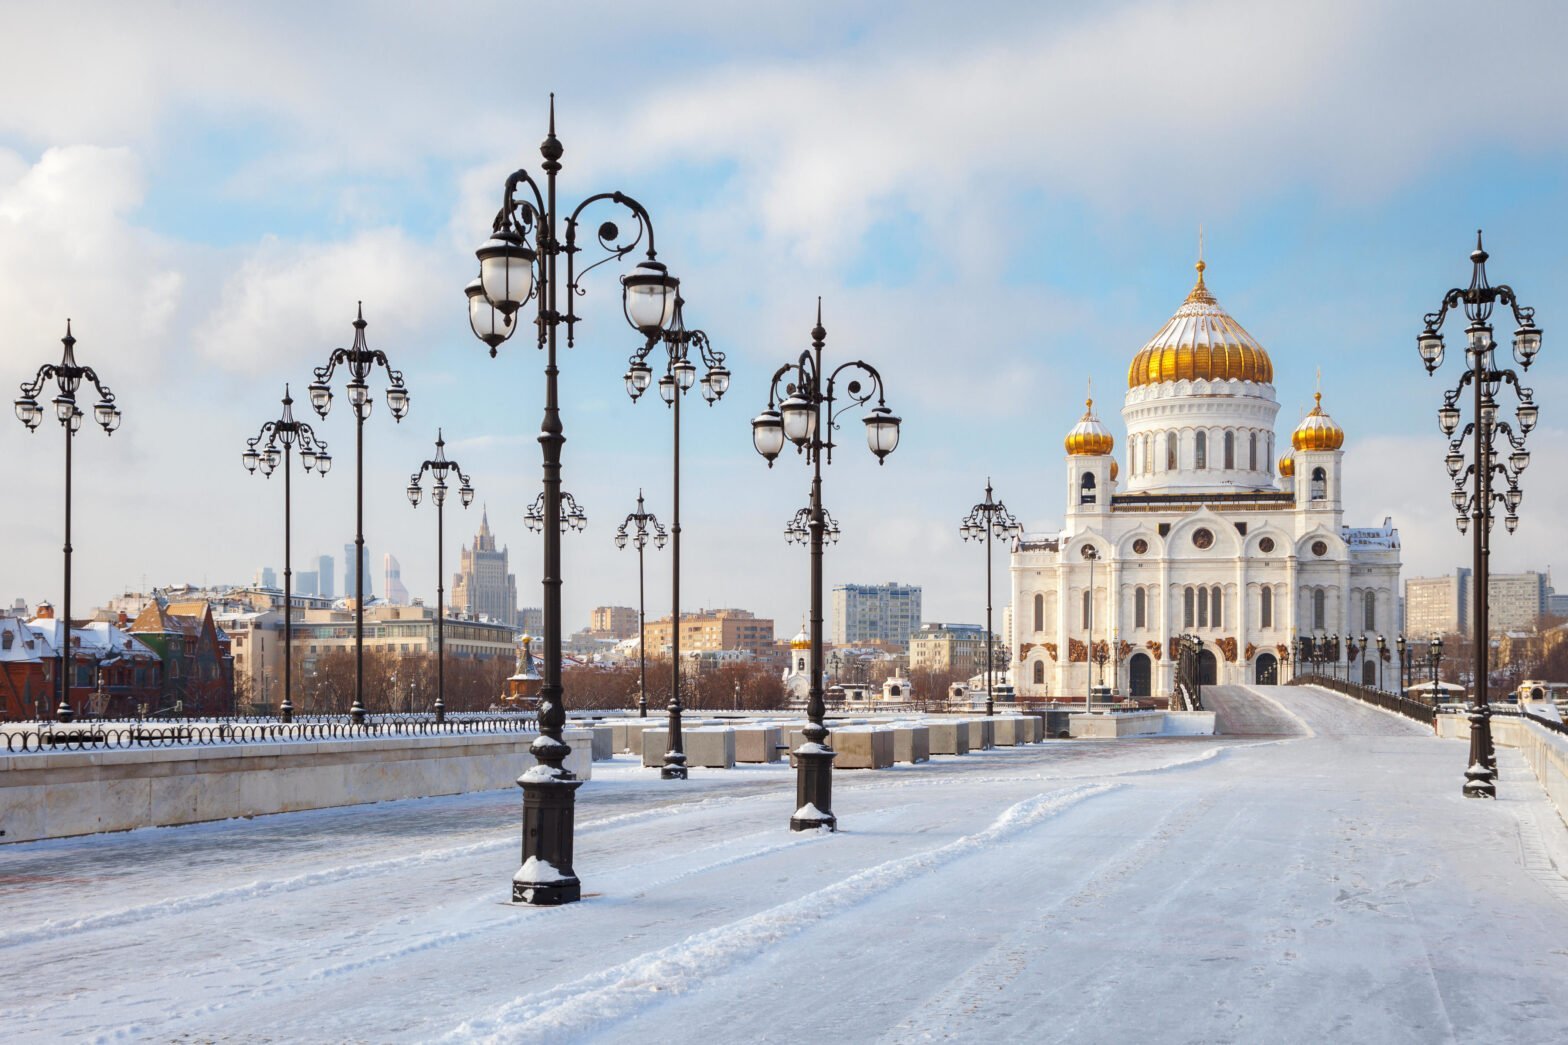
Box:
[1289,673,1435,725]
[0,713,540,754]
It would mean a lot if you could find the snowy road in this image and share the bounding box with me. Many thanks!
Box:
[4,686,1568,1043]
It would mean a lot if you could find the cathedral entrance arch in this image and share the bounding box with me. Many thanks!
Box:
[1254,653,1278,685]
[1198,649,1218,686]
[1129,653,1152,697]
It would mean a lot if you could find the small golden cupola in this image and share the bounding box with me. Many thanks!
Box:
[1278,452,1295,478]
[1065,398,1115,456]
[1292,392,1345,452]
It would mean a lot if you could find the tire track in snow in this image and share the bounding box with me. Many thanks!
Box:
[444,783,1118,1045]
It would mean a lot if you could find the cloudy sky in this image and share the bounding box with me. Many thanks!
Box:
[2,0,1566,634]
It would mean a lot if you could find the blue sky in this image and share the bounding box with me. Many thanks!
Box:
[2,0,1566,633]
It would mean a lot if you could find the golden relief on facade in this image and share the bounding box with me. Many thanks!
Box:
[1217,636,1238,663]
[1067,638,1087,663]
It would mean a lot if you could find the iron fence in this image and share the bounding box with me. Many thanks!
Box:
[0,713,539,754]
[1289,672,1436,725]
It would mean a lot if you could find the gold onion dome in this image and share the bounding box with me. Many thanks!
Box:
[1128,260,1274,388]
[1110,459,1119,481]
[1292,392,1345,451]
[1278,452,1295,478]
[790,628,811,650]
[1064,398,1115,456]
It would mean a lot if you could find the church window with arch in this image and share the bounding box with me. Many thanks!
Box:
[1082,588,1092,629]
[1210,586,1222,628]
[1166,433,1177,471]
[1312,588,1326,631]
[1197,587,1208,627]
[1033,660,1045,685]
[1249,431,1258,470]
[1311,466,1327,500]
[1080,472,1097,505]
[1224,430,1235,469]
[1134,587,1147,629]
[1195,431,1207,469]
[1261,586,1273,629]
[1364,590,1377,631]
[1033,593,1044,632]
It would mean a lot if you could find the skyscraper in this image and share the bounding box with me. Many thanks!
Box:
[832,582,923,647]
[318,554,334,600]
[254,566,277,589]
[452,508,519,626]
[384,553,410,605]
[344,543,373,603]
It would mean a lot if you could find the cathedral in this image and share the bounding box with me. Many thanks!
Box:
[1010,259,1401,700]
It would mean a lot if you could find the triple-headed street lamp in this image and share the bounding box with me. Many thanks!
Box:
[407,430,475,723]
[960,480,1021,716]
[14,321,121,722]
[465,96,681,905]
[243,386,331,722]
[753,301,902,831]
[615,491,666,718]
[1416,231,1542,799]
[526,491,587,534]
[309,304,410,724]
[624,296,729,779]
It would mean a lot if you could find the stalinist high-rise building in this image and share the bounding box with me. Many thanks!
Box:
[452,508,519,627]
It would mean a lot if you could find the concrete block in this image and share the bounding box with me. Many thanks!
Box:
[991,717,1021,746]
[641,727,672,768]
[891,725,929,763]
[617,720,665,753]
[589,725,614,761]
[834,728,894,769]
[928,721,970,755]
[964,718,993,750]
[733,725,783,763]
[684,728,736,769]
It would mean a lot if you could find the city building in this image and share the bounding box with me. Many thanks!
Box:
[1011,258,1402,698]
[6,607,164,720]
[520,607,543,635]
[384,553,410,605]
[1488,572,1547,635]
[293,603,516,675]
[831,582,923,648]
[451,509,519,627]
[1404,570,1470,638]
[214,606,285,711]
[909,623,991,676]
[589,606,639,640]
[318,554,335,600]
[644,608,776,659]
[342,543,373,602]
[254,566,277,589]
[127,600,235,716]
[296,570,319,597]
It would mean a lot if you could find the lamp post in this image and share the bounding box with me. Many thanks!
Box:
[959,480,1022,717]
[1429,635,1443,693]
[465,97,680,904]
[407,430,475,724]
[1396,634,1408,692]
[1416,231,1541,798]
[1375,634,1387,692]
[623,296,728,778]
[753,301,901,831]
[1083,545,1100,712]
[308,305,409,724]
[13,321,121,723]
[525,491,587,534]
[615,491,666,718]
[244,386,330,724]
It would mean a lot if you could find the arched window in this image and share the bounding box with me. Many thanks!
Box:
[1312,588,1326,631]
[1134,587,1147,629]
[1364,590,1377,630]
[1082,588,1092,628]
[1033,593,1044,633]
[1167,433,1177,471]
[1197,587,1208,627]
[1261,586,1273,628]
[1195,431,1207,469]
[1211,586,1222,628]
[1143,434,1152,475]
[1183,587,1195,628]
[1249,431,1258,471]
[1080,472,1097,505]
[1033,660,1044,684]
[1311,466,1327,500]
[1224,430,1235,469]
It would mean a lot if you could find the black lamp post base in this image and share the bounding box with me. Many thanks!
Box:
[56,702,74,724]
[513,771,584,906]
[1463,768,1496,798]
[791,745,837,832]
[433,699,445,724]
[350,701,365,725]
[279,699,293,724]
[661,763,689,780]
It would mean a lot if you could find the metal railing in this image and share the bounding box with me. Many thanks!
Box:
[0,712,539,754]
[1289,673,1436,725]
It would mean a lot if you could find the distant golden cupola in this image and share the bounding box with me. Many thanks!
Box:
[1278,452,1295,478]
[1292,392,1345,452]
[1065,398,1115,456]
[1127,260,1274,388]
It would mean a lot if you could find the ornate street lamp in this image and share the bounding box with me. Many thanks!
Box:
[407,430,474,723]
[525,491,587,534]
[465,97,679,905]
[244,386,330,722]
[1375,634,1387,692]
[309,304,409,724]
[14,321,121,722]
[1396,633,1409,692]
[1083,545,1100,711]
[1429,635,1443,693]
[615,491,667,718]
[753,300,901,831]
[1416,231,1542,798]
[960,480,1022,716]
[623,297,727,778]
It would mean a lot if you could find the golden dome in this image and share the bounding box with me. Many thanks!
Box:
[1064,398,1115,456]
[1110,459,1119,481]
[1292,392,1345,451]
[790,628,811,650]
[1278,453,1295,478]
[1128,260,1274,388]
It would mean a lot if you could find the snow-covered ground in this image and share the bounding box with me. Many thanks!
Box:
[4,685,1567,1043]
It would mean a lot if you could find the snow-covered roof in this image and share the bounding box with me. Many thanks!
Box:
[25,617,160,663]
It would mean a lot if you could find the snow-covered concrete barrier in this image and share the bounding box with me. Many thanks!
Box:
[1161,711,1217,736]
[1436,711,1568,825]
[0,728,592,845]
[834,728,894,769]
[1069,710,1165,738]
